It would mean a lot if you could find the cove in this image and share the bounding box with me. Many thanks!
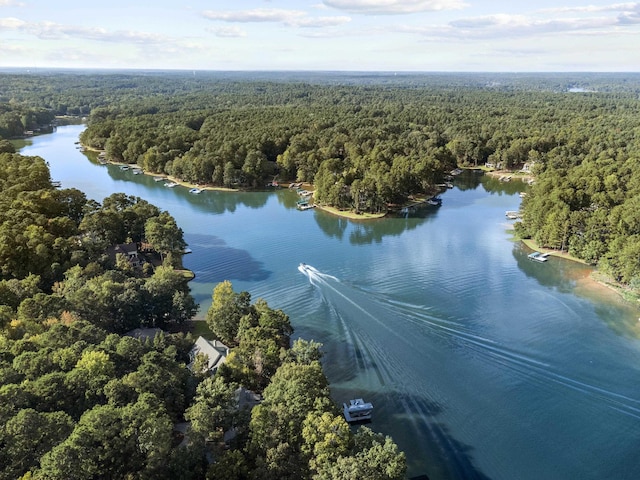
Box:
[21,124,640,480]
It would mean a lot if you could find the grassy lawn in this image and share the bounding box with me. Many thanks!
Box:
[188,320,213,339]
[176,269,195,280]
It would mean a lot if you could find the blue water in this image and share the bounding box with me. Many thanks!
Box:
[24,125,640,480]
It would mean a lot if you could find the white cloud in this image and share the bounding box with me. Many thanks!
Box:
[203,8,307,23]
[538,2,640,14]
[34,22,169,43]
[444,7,640,39]
[294,15,351,27]
[322,0,468,14]
[202,8,350,28]
[0,17,172,44]
[0,16,26,28]
[212,26,247,38]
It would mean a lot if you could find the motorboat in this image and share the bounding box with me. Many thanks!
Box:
[298,263,315,274]
[528,252,549,262]
[164,182,178,188]
[189,188,202,194]
[343,398,373,423]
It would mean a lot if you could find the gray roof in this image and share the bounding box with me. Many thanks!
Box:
[188,336,229,372]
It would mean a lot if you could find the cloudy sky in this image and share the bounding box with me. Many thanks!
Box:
[0,0,639,71]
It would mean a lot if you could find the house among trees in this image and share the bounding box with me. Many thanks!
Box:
[108,242,142,267]
[188,336,230,375]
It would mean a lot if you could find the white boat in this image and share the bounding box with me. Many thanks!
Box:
[132,169,143,175]
[189,188,202,194]
[119,165,129,171]
[298,263,318,275]
[164,182,178,188]
[343,398,373,423]
[528,252,549,262]
[153,176,165,182]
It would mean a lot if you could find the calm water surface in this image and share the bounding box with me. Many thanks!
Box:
[23,125,640,480]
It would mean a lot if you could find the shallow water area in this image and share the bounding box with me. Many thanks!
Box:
[23,125,640,480]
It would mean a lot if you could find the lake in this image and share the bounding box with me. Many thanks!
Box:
[22,124,640,480]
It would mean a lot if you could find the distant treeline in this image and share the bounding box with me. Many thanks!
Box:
[2,71,640,284]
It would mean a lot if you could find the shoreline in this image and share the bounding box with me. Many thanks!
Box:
[83,146,240,193]
[521,238,640,307]
[84,144,444,220]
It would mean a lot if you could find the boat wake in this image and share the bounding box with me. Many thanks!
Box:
[298,263,337,282]
[298,264,640,420]
[297,264,640,479]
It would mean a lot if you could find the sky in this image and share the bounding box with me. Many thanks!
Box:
[0,0,639,71]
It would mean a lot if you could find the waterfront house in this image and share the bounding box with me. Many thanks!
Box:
[108,242,141,267]
[188,336,230,375]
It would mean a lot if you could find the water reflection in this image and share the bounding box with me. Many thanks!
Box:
[513,242,592,293]
[103,164,270,214]
[315,212,348,241]
[481,172,529,196]
[453,169,484,191]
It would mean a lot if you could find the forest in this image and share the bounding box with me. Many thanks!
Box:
[2,69,640,477]
[0,148,405,478]
[26,70,638,289]
[3,70,640,283]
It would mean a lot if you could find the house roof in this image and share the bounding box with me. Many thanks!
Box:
[114,243,138,255]
[189,336,229,372]
[106,242,139,262]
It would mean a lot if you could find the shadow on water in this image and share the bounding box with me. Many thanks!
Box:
[334,387,493,480]
[183,233,270,286]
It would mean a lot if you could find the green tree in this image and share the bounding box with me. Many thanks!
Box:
[185,376,238,442]
[313,426,406,480]
[205,281,251,346]
[302,411,351,475]
[143,265,197,328]
[144,211,186,263]
[2,408,74,480]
